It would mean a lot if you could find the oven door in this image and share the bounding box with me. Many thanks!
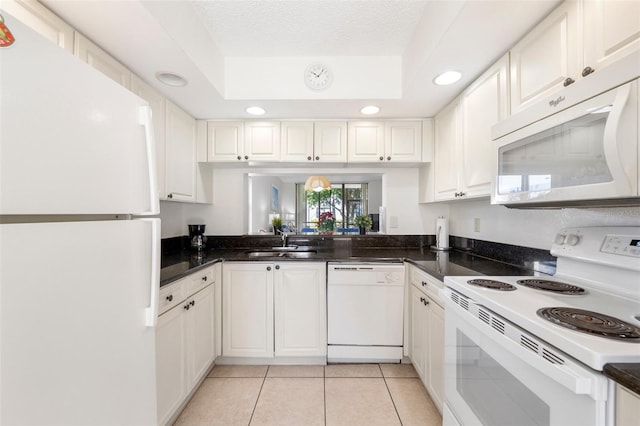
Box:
[443,289,612,426]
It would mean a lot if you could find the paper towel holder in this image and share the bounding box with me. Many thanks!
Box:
[430,217,452,251]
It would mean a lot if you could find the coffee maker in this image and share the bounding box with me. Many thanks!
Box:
[188,224,207,251]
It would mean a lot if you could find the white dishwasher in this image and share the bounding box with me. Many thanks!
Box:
[327,262,405,363]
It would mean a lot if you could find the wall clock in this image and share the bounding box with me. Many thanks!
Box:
[304,63,332,91]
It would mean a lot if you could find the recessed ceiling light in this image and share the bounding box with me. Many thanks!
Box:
[246,106,266,116]
[155,72,188,87]
[360,105,380,115]
[434,71,462,86]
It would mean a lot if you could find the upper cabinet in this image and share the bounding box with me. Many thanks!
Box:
[348,121,422,163]
[281,121,348,163]
[511,0,640,114]
[2,0,74,52]
[510,0,581,114]
[433,55,509,202]
[582,0,640,72]
[207,121,245,162]
[244,121,281,161]
[74,32,131,89]
[165,101,197,202]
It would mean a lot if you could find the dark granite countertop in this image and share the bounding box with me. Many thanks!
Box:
[604,364,640,395]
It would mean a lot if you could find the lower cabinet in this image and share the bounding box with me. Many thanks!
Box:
[222,261,326,359]
[156,266,216,426]
[408,265,445,413]
[616,384,640,426]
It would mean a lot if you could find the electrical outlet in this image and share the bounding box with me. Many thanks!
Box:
[474,218,480,232]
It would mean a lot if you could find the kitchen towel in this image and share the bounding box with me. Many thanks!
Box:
[436,216,450,249]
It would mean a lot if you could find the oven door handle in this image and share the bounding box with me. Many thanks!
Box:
[446,294,609,401]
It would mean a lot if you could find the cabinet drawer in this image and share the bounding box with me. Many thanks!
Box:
[159,280,186,315]
[188,267,215,295]
[409,266,444,303]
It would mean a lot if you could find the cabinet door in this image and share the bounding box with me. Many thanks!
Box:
[281,121,314,162]
[616,384,640,426]
[274,263,327,357]
[156,305,187,426]
[384,121,422,162]
[410,286,428,381]
[222,263,274,358]
[207,121,245,162]
[427,298,445,412]
[244,122,281,161]
[74,33,131,89]
[314,121,348,162]
[130,76,167,201]
[187,284,215,387]
[2,0,74,53]
[434,100,460,200]
[510,0,580,114]
[165,101,197,202]
[347,121,385,162]
[583,0,640,73]
[460,55,509,198]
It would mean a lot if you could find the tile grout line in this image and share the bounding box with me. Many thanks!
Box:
[381,364,405,426]
[247,366,269,426]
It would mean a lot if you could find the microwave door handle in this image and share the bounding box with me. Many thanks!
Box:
[602,83,635,191]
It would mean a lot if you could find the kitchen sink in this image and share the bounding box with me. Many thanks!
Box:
[246,248,317,258]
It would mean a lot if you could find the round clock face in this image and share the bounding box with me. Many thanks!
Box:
[304,63,332,91]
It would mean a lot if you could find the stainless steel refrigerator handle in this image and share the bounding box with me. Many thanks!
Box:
[144,218,160,327]
[139,105,160,215]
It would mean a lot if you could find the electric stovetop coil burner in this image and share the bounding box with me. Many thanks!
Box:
[467,279,516,291]
[517,279,586,294]
[537,307,640,341]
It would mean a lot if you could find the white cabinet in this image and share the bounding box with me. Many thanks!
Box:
[459,55,509,198]
[222,262,274,358]
[313,121,348,162]
[130,76,167,201]
[2,0,74,52]
[165,101,197,202]
[281,121,315,162]
[510,0,581,113]
[274,263,327,357]
[433,55,509,201]
[207,121,245,162]
[74,32,131,89]
[583,0,640,73]
[384,121,423,162]
[222,261,326,360]
[156,266,216,426]
[347,121,386,162]
[281,121,348,163]
[434,100,460,200]
[244,121,281,161]
[616,384,640,426]
[408,265,444,413]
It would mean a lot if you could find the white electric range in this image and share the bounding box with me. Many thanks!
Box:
[442,226,640,426]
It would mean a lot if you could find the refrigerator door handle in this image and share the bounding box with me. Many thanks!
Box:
[145,218,160,326]
[139,105,160,216]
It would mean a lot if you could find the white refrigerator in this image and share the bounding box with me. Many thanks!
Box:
[0,14,160,425]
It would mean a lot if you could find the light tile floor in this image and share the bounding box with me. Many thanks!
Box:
[174,364,442,426]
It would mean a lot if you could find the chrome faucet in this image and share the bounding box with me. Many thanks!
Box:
[281,232,288,247]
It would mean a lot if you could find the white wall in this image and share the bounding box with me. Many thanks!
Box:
[446,198,640,250]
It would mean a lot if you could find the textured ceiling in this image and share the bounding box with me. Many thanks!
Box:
[190,0,429,56]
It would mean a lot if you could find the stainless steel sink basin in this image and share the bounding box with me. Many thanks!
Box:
[246,248,317,258]
[269,246,299,251]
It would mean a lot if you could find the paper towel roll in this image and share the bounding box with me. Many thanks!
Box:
[436,217,450,249]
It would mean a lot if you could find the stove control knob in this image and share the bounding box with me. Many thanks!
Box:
[566,234,580,246]
[554,234,566,245]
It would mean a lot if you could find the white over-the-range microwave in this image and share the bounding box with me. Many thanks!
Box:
[491,52,640,208]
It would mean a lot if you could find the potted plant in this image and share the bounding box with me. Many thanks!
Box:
[355,214,372,235]
[317,212,335,235]
[271,216,282,234]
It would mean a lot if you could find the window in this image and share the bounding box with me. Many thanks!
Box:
[296,183,368,231]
